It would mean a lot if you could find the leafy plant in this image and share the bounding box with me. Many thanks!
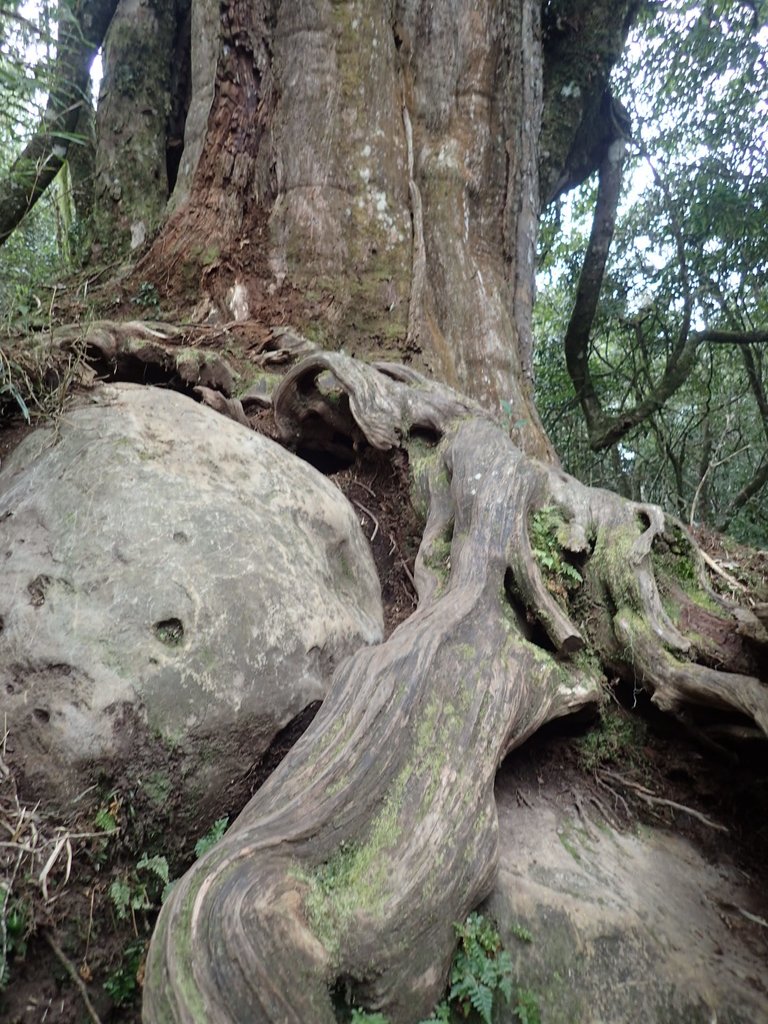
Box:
[0,892,30,991]
[339,913,528,1024]
[194,817,229,859]
[132,280,160,309]
[109,853,171,920]
[529,506,583,595]
[419,1003,451,1022]
[94,792,122,834]
[509,922,533,944]
[578,703,646,772]
[447,913,514,1024]
[104,938,147,1006]
[512,989,541,1024]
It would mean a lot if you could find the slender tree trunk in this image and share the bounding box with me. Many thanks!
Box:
[91,0,179,255]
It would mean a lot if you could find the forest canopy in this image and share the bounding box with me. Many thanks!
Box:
[536,0,768,544]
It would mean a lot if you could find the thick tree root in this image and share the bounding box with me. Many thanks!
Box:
[143,355,767,1024]
[53,320,238,395]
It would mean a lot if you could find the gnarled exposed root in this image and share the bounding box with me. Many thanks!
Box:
[143,355,767,1024]
[52,320,237,395]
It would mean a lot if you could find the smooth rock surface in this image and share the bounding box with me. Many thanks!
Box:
[0,383,383,821]
[489,764,768,1024]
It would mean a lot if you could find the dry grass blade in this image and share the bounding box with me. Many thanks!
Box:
[1,724,118,996]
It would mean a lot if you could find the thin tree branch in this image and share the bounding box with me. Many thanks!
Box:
[43,929,104,1024]
[694,329,768,346]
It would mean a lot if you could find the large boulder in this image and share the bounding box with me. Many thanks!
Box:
[488,763,768,1023]
[0,383,383,827]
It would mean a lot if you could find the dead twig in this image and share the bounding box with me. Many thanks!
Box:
[43,929,104,1024]
[738,907,768,929]
[39,834,73,901]
[598,769,728,832]
[699,547,747,592]
[398,559,417,591]
[352,499,380,542]
[350,478,376,498]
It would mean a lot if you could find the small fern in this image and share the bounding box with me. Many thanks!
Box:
[339,914,524,1024]
[194,817,229,858]
[513,988,541,1024]
[109,854,171,919]
[448,913,514,1024]
[529,506,583,594]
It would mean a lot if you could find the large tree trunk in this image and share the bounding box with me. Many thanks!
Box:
[126,0,638,463]
[35,1,760,1022]
[137,0,561,458]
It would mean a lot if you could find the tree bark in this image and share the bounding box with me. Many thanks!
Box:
[138,0,587,459]
[91,0,180,255]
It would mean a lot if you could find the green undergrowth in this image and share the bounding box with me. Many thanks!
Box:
[529,506,583,601]
[0,336,87,428]
[0,766,230,1014]
[578,702,647,772]
[346,913,539,1024]
[651,527,719,614]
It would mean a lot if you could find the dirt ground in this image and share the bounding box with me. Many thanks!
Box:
[1,321,767,1024]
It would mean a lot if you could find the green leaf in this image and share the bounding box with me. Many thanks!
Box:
[194,817,229,858]
[136,853,170,885]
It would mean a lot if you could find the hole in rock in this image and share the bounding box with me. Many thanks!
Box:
[296,433,356,474]
[27,574,51,607]
[84,347,198,396]
[329,975,372,1022]
[33,707,50,723]
[153,618,184,645]
[408,424,441,447]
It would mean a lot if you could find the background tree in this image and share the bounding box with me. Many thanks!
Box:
[0,0,116,245]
